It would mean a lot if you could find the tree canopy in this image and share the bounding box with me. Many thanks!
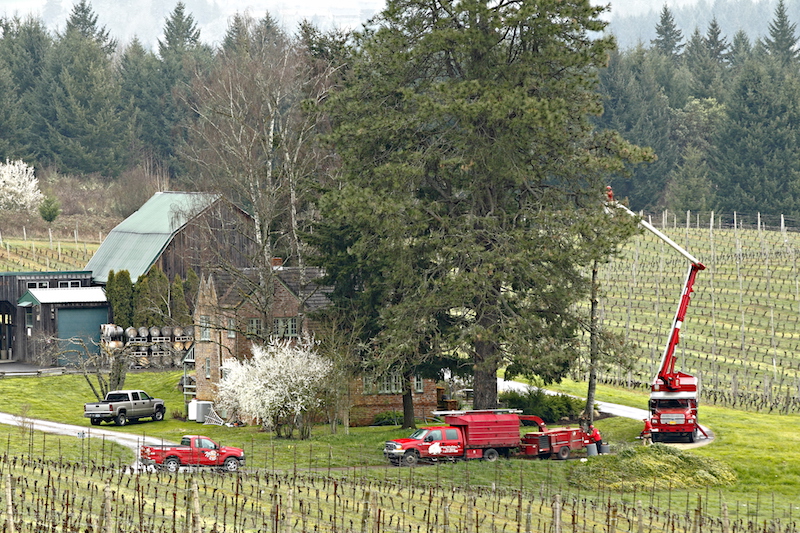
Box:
[313,0,647,411]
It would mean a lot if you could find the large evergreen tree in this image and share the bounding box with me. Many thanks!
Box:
[156,2,211,177]
[711,57,800,216]
[652,5,684,59]
[315,0,647,412]
[31,1,130,176]
[0,16,52,159]
[764,0,799,66]
[119,39,171,165]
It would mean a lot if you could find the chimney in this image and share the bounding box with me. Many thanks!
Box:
[272,257,283,268]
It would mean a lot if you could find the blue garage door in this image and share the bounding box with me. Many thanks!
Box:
[57,307,109,365]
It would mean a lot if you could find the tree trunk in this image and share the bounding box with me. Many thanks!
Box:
[109,350,128,392]
[582,260,599,428]
[402,369,416,429]
[473,339,499,409]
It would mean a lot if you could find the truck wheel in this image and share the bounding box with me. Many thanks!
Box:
[165,457,180,473]
[223,457,240,473]
[115,413,127,426]
[557,446,570,460]
[483,448,499,462]
[402,450,419,467]
[153,409,164,422]
[90,418,101,426]
[688,430,698,443]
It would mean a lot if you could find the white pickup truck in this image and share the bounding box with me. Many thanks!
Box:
[84,390,165,426]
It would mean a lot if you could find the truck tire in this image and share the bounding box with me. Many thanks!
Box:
[165,457,180,473]
[90,418,101,426]
[223,457,240,473]
[402,450,419,467]
[688,429,698,443]
[557,446,570,460]
[115,412,127,426]
[483,448,499,462]
[153,408,164,422]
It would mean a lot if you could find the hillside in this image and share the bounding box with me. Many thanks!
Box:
[587,211,800,413]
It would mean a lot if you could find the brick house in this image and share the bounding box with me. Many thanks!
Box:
[192,263,440,426]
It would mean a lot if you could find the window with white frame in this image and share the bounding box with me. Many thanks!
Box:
[57,280,81,288]
[273,317,298,338]
[205,358,211,379]
[363,371,424,395]
[199,316,211,341]
[27,281,48,289]
[227,318,236,338]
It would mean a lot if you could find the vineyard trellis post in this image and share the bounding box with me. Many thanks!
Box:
[5,474,14,533]
[552,494,562,533]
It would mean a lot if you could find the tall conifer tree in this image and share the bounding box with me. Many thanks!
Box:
[315,0,647,413]
[652,5,684,59]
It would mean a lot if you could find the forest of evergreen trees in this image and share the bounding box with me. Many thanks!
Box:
[601,0,800,218]
[4,0,800,220]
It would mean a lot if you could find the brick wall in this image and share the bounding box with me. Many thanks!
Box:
[349,377,439,426]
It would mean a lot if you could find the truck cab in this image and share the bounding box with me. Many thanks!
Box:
[649,393,699,442]
[385,426,465,465]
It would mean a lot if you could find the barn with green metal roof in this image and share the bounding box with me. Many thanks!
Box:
[86,191,256,284]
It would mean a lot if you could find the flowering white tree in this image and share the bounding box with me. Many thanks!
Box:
[0,160,44,211]
[217,337,332,438]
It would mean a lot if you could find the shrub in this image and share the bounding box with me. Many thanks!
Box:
[372,411,403,426]
[498,388,585,423]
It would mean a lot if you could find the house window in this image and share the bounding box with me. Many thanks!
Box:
[27,281,48,289]
[227,318,236,338]
[205,358,211,379]
[364,372,424,395]
[273,317,298,338]
[57,280,80,288]
[247,318,263,337]
[220,367,229,380]
[25,308,33,328]
[199,316,211,341]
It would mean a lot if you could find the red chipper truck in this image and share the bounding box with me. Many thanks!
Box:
[607,195,708,443]
[384,409,593,466]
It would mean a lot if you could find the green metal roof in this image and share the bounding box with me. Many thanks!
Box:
[86,192,219,283]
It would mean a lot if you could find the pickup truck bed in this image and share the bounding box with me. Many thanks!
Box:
[84,390,165,426]
[140,435,245,472]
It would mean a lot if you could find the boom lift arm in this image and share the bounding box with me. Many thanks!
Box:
[605,198,706,392]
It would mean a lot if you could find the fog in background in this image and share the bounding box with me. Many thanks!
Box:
[0,0,384,49]
[605,0,791,51]
[0,0,789,55]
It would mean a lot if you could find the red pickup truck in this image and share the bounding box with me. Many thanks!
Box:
[140,435,245,472]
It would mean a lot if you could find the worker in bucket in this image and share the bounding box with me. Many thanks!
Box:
[589,424,603,454]
[640,418,653,446]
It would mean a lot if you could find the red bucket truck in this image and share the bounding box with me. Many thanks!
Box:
[383,409,594,466]
[607,196,708,443]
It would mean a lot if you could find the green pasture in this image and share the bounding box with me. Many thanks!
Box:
[0,371,798,522]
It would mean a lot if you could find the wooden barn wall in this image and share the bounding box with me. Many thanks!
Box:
[156,203,256,281]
